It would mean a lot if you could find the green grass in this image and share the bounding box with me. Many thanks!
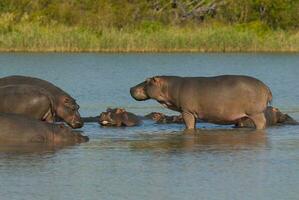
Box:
[0,21,298,52]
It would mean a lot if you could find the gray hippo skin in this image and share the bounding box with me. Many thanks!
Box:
[99,108,141,127]
[0,113,89,144]
[0,75,83,128]
[130,75,272,129]
[0,84,56,122]
[236,106,299,128]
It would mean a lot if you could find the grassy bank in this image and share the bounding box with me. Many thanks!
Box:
[0,22,299,52]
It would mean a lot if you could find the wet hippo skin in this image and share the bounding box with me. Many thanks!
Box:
[0,84,56,123]
[145,112,184,124]
[99,108,141,127]
[0,75,83,128]
[0,113,89,144]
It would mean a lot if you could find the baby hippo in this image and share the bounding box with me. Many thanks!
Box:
[236,106,298,128]
[99,108,141,127]
[145,112,184,124]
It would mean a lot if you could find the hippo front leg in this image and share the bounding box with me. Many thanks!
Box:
[182,111,196,129]
[42,109,55,123]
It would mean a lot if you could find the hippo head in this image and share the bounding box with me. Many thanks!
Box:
[271,107,282,123]
[52,124,89,144]
[56,95,84,129]
[172,115,183,123]
[265,106,283,124]
[130,77,167,102]
[99,108,126,126]
[145,112,166,122]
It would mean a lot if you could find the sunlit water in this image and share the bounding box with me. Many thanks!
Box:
[0,53,298,200]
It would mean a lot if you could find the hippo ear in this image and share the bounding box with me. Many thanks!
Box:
[151,77,160,85]
[63,97,71,103]
[116,108,125,114]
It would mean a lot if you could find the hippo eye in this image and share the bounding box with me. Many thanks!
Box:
[71,106,77,111]
[67,105,76,112]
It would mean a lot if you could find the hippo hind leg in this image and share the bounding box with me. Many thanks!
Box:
[248,113,266,129]
[182,112,196,129]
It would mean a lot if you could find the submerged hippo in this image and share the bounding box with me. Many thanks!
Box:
[0,84,56,122]
[0,113,89,144]
[130,75,272,129]
[236,106,298,128]
[0,75,83,128]
[82,116,100,123]
[145,112,184,124]
[99,108,141,127]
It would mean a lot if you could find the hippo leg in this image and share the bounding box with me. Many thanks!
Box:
[249,113,266,129]
[182,112,196,129]
[42,109,55,123]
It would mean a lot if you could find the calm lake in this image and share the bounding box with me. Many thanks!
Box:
[0,53,298,200]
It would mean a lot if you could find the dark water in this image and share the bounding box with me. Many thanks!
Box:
[0,53,299,200]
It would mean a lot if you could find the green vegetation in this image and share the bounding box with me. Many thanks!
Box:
[0,0,298,52]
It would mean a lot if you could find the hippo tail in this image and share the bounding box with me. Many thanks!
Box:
[266,86,273,105]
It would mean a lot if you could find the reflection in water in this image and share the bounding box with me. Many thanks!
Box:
[94,129,268,153]
[0,143,80,155]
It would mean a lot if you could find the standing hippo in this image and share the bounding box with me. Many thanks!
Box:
[0,75,83,128]
[0,84,56,122]
[130,75,272,129]
[236,106,299,128]
[99,108,141,127]
[0,113,89,144]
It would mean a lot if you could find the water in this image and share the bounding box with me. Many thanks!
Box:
[0,53,299,200]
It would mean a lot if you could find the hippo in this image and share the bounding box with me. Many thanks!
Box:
[0,75,83,128]
[0,113,89,144]
[236,106,299,128]
[0,84,56,122]
[130,75,272,129]
[99,108,141,127]
[145,112,184,124]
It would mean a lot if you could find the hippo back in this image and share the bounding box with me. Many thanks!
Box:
[0,75,72,99]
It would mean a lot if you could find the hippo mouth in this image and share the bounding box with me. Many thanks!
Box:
[100,120,109,125]
[130,86,150,101]
[99,120,115,126]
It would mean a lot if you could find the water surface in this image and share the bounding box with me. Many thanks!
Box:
[0,53,299,200]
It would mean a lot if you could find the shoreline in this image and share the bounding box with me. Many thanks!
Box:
[0,48,298,53]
